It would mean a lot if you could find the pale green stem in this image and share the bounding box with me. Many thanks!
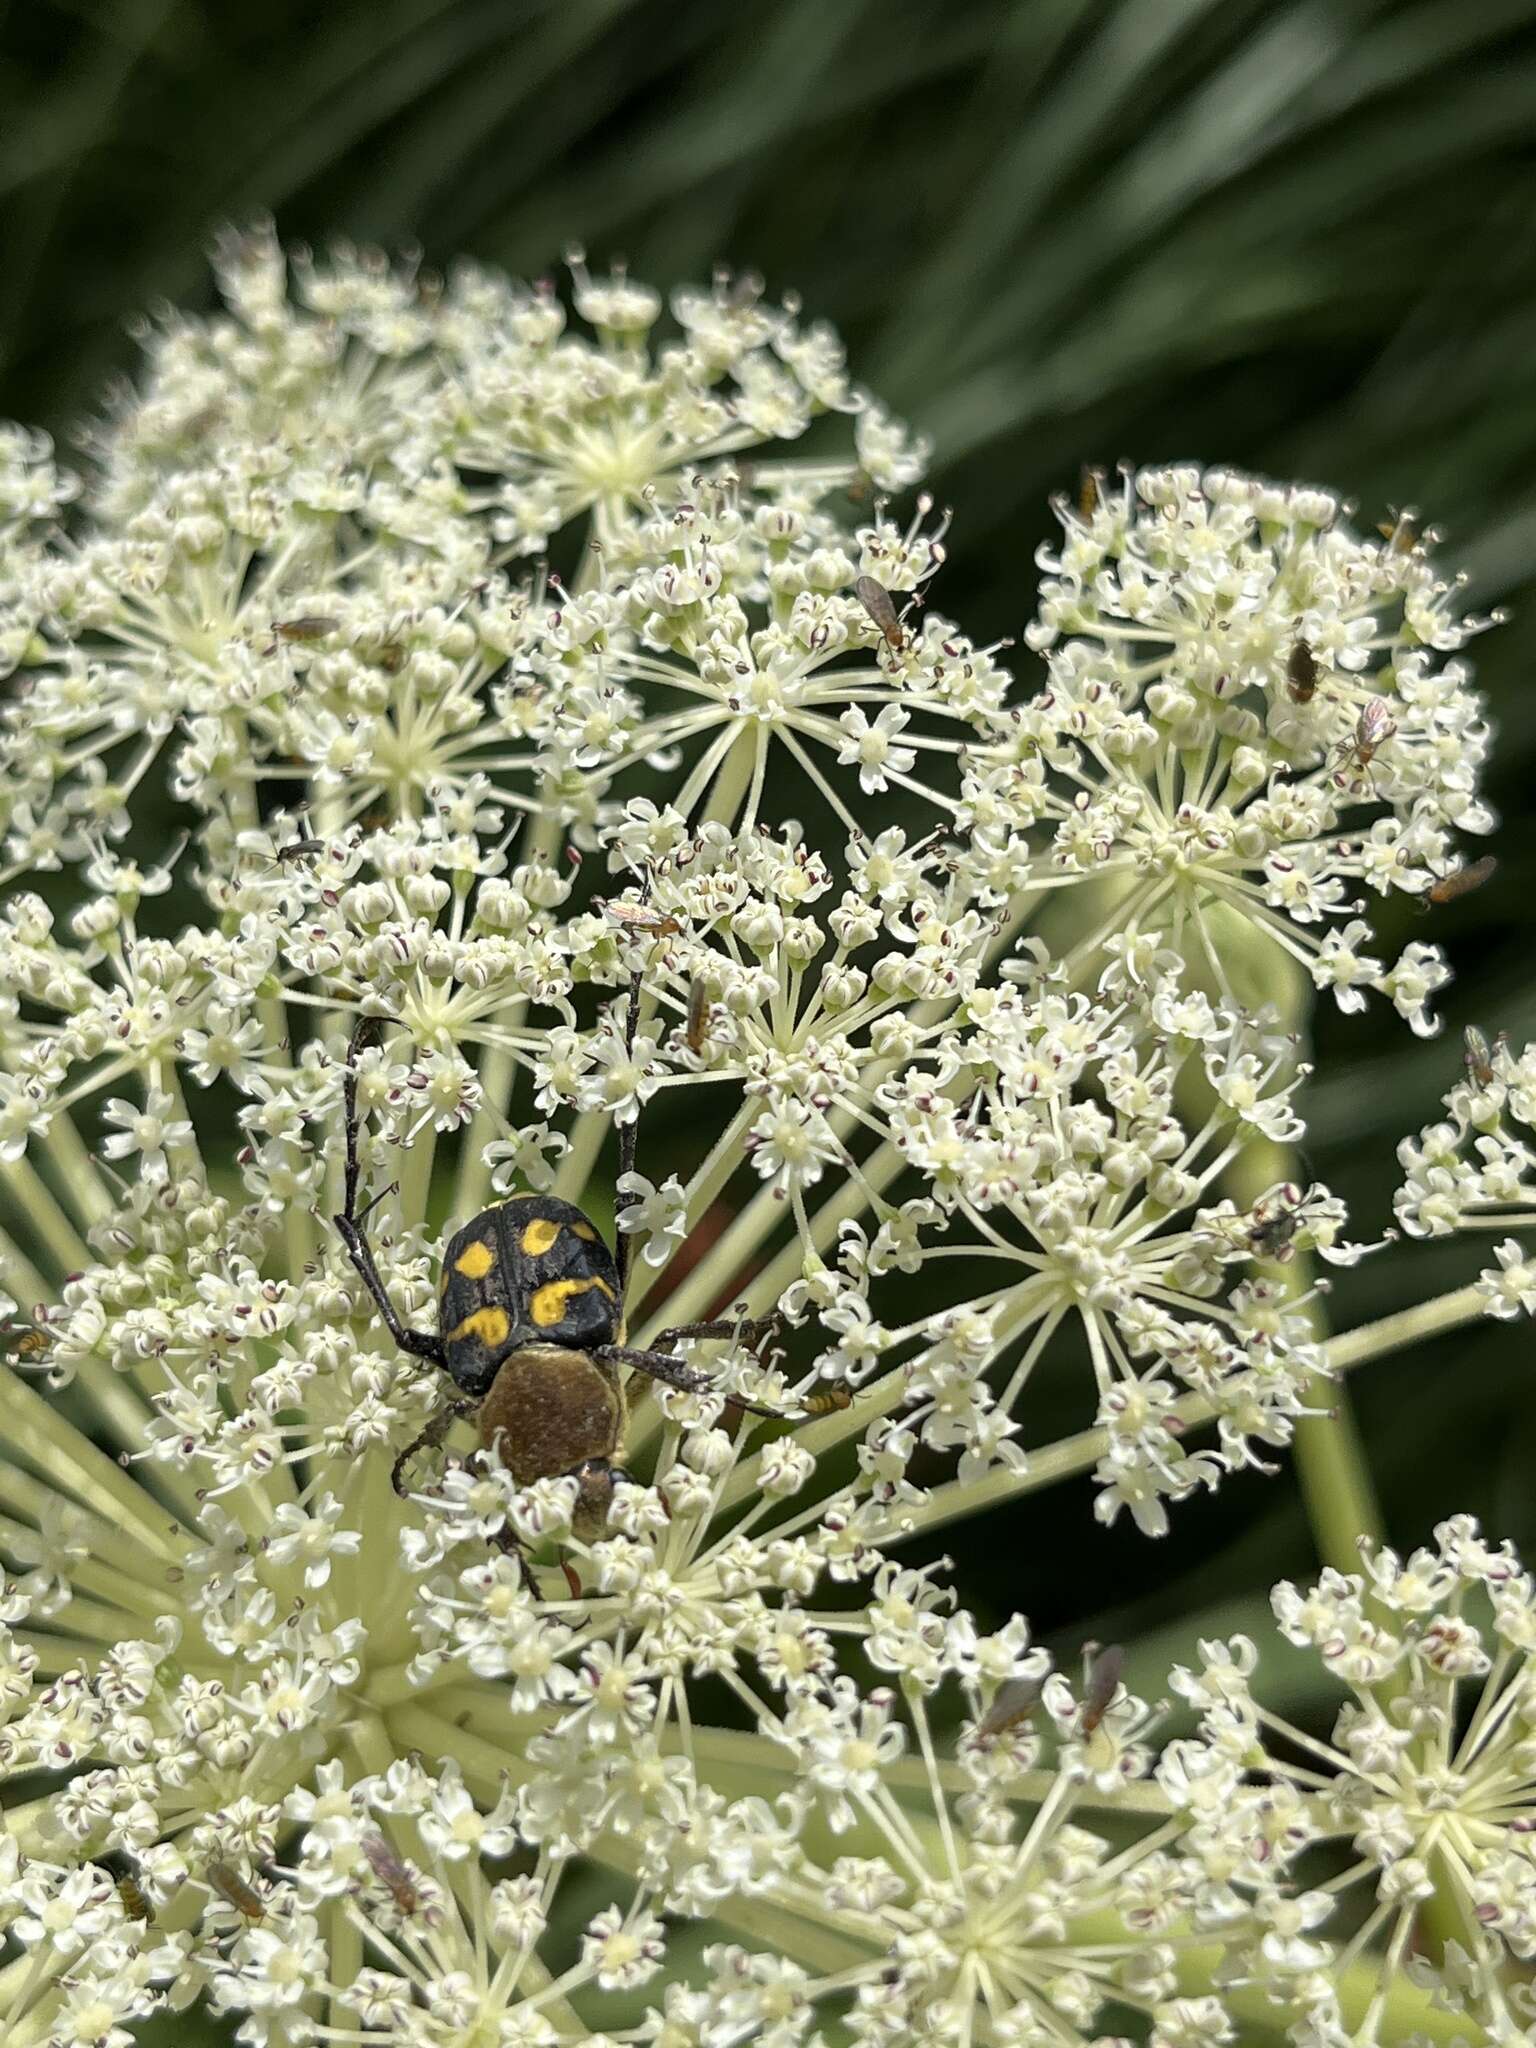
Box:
[699,722,759,828]
[0,1366,188,1555]
[0,1225,47,1310]
[625,1098,778,1325]
[398,1122,439,1232]
[1229,1128,1384,1572]
[550,1096,613,1212]
[39,1115,115,1228]
[0,1157,90,1276]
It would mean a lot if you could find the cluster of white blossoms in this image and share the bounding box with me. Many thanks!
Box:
[0,235,1518,2044]
[1162,1518,1536,2048]
[1395,1027,1536,1319]
[1000,467,1498,1031]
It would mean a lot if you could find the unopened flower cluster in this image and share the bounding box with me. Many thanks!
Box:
[0,232,1511,2043]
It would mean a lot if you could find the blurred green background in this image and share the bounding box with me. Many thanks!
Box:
[7,0,1536,1959]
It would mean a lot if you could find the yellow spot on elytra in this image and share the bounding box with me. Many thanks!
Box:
[453,1240,496,1280]
[448,1306,510,1348]
[571,1220,598,1241]
[529,1276,614,1327]
[520,1218,562,1256]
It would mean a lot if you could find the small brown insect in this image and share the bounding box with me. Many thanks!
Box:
[272,615,339,643]
[3,1322,50,1360]
[1286,639,1318,705]
[854,575,905,654]
[974,1672,1046,1743]
[363,1832,423,1915]
[1377,509,1418,554]
[1079,1643,1124,1737]
[1248,1184,1304,1262]
[1426,855,1497,906]
[272,837,327,866]
[685,978,711,1056]
[116,1874,152,1922]
[207,1859,265,1923]
[1333,697,1396,782]
[599,899,683,936]
[1077,466,1101,520]
[1464,1026,1496,1088]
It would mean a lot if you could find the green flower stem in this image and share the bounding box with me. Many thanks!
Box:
[0,1224,47,1310]
[550,1095,611,1211]
[398,1119,438,1232]
[625,1097,761,1321]
[1230,1127,1385,1572]
[0,1157,90,1277]
[884,1280,1490,1543]
[39,1115,114,1228]
[0,1366,185,1554]
[700,721,760,827]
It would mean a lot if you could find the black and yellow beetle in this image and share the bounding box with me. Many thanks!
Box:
[333,997,844,1591]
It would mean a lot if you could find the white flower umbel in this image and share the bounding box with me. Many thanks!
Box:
[802,947,1364,1537]
[1396,1029,1536,1319]
[0,232,1516,2044]
[1161,1517,1536,2047]
[988,465,1498,1032]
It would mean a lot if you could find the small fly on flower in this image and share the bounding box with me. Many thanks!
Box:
[1248,1183,1305,1262]
[973,1672,1046,1744]
[243,809,328,871]
[1426,855,1498,906]
[854,574,907,656]
[206,1859,266,1923]
[685,977,712,1056]
[598,899,683,937]
[1286,639,1318,705]
[1378,508,1419,554]
[1,1319,50,1362]
[271,614,340,643]
[1463,1025,1507,1088]
[364,1832,426,1916]
[1332,696,1397,785]
[1078,465,1101,519]
[116,1874,152,1923]
[1078,1642,1125,1737]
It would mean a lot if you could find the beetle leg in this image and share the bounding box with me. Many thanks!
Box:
[593,1343,789,1419]
[391,1396,478,1495]
[485,1521,541,1599]
[649,1313,783,1355]
[335,1017,446,1367]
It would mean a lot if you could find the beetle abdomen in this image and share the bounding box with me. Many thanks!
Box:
[478,1345,623,1487]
